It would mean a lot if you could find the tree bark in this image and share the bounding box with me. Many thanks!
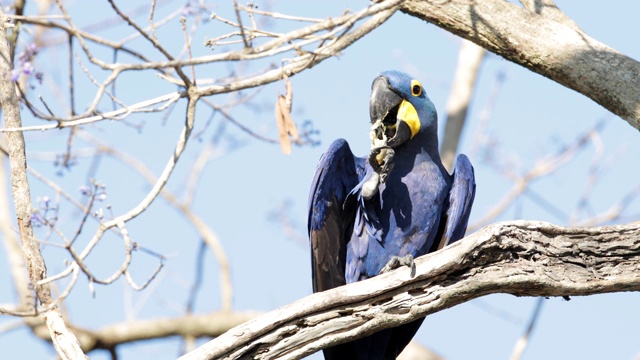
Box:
[0,11,87,360]
[398,0,640,130]
[180,220,640,360]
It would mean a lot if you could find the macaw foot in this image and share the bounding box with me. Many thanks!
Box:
[369,145,395,183]
[361,145,395,200]
[379,254,416,278]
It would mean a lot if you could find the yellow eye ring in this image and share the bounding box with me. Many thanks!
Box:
[410,79,422,97]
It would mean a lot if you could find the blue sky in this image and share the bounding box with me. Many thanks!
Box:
[1,1,639,359]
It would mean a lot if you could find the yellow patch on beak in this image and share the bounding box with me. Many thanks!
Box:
[397,100,420,139]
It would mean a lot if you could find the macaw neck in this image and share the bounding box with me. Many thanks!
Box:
[420,124,441,154]
[397,125,445,171]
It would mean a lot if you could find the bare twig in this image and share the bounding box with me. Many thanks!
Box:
[105,0,191,86]
[240,5,323,23]
[75,129,234,311]
[2,91,183,132]
[233,0,251,48]
[2,0,399,134]
[39,93,198,288]
[469,121,605,230]
[509,297,545,360]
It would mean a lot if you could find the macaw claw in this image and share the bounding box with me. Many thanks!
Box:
[379,254,416,278]
[369,145,395,183]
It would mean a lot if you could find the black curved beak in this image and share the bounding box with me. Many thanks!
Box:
[370,77,402,126]
[369,77,414,148]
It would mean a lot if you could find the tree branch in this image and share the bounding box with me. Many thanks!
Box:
[399,0,640,130]
[14,310,261,354]
[0,10,86,360]
[73,311,261,353]
[181,220,640,360]
[78,129,234,312]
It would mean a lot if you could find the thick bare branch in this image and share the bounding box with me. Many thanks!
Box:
[399,0,640,130]
[0,11,86,360]
[181,221,640,360]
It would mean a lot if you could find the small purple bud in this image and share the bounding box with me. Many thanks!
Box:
[27,43,38,55]
[22,62,33,75]
[79,185,92,196]
[10,69,20,82]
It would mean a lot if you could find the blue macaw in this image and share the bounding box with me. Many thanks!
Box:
[308,70,476,360]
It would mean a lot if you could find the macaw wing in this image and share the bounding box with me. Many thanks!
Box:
[308,139,362,293]
[435,154,476,250]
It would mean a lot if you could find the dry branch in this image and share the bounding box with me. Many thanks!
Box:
[182,220,640,360]
[1,0,401,132]
[399,0,640,130]
[0,11,86,360]
[15,310,261,354]
[73,311,261,352]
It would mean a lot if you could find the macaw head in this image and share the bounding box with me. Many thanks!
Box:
[369,70,437,148]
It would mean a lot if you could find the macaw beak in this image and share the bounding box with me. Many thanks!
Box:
[369,77,420,148]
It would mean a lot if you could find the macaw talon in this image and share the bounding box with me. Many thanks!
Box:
[369,145,395,183]
[379,254,416,278]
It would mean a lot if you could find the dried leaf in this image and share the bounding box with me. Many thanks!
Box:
[275,95,292,155]
[275,74,299,155]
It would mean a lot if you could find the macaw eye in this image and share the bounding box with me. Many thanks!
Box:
[411,79,422,97]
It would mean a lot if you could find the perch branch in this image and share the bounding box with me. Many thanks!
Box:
[181,220,640,360]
